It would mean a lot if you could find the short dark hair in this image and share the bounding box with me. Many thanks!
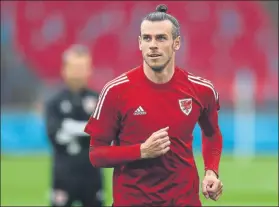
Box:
[141,4,180,39]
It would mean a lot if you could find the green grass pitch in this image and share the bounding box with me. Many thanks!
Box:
[1,154,278,206]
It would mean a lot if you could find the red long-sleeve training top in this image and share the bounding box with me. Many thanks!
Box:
[85,65,222,206]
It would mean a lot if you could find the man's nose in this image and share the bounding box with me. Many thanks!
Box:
[149,39,158,50]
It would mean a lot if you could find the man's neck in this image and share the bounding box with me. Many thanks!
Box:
[143,61,175,84]
[67,84,85,94]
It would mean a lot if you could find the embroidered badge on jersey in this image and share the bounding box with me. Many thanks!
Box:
[178,98,192,116]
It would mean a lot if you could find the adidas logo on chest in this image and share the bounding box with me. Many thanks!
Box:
[133,106,147,115]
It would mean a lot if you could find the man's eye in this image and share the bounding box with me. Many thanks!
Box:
[143,36,151,41]
[157,36,166,41]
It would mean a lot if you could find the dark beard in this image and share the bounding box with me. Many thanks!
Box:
[145,56,172,73]
[151,65,165,72]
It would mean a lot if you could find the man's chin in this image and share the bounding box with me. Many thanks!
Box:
[144,59,165,72]
[150,65,165,72]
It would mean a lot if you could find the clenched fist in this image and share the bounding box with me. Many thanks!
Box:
[140,127,171,159]
[202,170,223,201]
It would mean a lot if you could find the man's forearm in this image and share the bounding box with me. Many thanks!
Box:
[89,144,142,168]
[202,129,222,176]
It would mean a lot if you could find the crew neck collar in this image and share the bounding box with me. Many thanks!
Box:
[140,65,179,89]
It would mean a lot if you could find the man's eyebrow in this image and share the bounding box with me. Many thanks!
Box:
[141,34,168,36]
[156,34,168,37]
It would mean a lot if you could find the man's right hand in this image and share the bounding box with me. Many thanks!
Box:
[140,126,171,159]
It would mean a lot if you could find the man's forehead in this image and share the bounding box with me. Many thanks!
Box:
[66,52,90,60]
[64,53,91,66]
[141,20,172,36]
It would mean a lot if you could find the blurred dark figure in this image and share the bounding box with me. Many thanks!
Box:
[45,44,103,207]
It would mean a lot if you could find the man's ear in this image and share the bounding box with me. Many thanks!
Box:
[138,36,142,51]
[173,36,181,51]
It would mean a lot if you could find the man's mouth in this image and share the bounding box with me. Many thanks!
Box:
[148,54,161,57]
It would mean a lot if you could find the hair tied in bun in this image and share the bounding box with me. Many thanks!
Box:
[156,4,168,13]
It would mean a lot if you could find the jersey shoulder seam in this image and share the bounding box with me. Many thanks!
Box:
[187,72,218,101]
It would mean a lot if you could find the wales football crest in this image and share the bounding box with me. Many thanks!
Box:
[178,98,192,116]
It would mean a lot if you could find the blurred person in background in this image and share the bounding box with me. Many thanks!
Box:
[45,44,103,207]
[85,4,223,206]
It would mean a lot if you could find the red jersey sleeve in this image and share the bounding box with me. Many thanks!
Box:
[84,85,119,146]
[84,78,141,168]
[198,89,223,176]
